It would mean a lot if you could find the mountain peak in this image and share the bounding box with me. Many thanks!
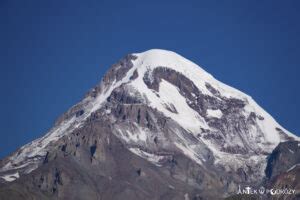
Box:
[134,49,189,65]
[0,50,298,198]
[134,49,183,59]
[132,49,213,81]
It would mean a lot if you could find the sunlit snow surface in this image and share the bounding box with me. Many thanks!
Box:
[206,109,223,118]
[1,172,19,182]
[1,49,299,182]
[128,49,298,167]
[129,148,166,167]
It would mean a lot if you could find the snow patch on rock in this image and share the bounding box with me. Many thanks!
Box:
[129,148,165,166]
[207,109,223,118]
[287,164,300,172]
[1,172,19,182]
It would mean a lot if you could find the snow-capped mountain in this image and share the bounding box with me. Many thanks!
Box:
[0,49,299,199]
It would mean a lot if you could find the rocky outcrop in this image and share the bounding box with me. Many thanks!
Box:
[265,141,300,179]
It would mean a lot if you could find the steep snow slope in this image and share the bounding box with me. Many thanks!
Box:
[120,49,298,176]
[130,49,296,142]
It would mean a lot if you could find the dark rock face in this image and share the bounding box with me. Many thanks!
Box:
[265,141,300,179]
[107,84,143,105]
[49,54,139,132]
[267,166,300,200]
[102,54,138,84]
[85,54,137,99]
[225,142,300,200]
[0,113,223,200]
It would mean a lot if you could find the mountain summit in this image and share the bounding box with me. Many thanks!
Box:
[0,49,299,199]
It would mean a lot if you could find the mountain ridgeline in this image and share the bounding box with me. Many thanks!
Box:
[0,49,299,200]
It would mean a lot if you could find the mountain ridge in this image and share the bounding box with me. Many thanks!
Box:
[0,49,299,199]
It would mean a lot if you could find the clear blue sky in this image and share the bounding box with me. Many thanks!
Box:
[0,0,299,158]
